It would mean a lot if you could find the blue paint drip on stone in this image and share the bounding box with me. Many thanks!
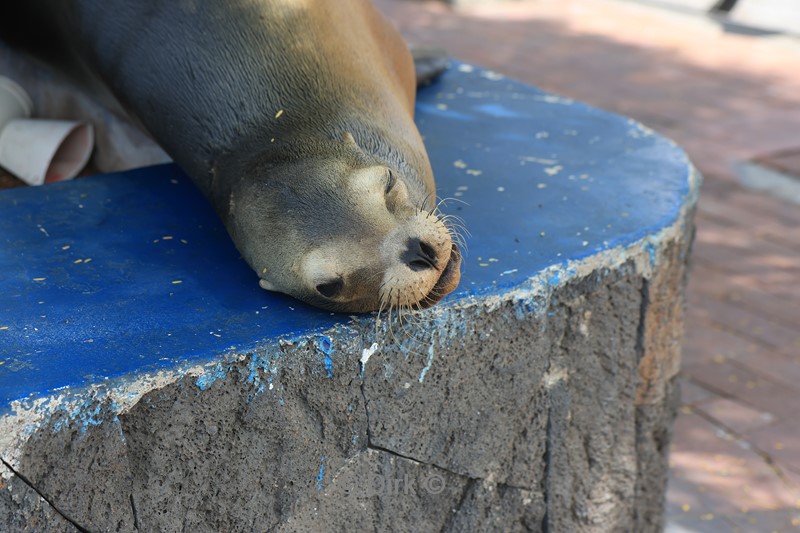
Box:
[316,455,325,491]
[317,335,334,378]
[643,241,657,266]
[317,335,333,355]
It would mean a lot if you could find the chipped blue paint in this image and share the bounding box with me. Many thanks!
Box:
[323,355,333,378]
[316,455,325,491]
[50,399,105,434]
[514,299,541,320]
[196,364,227,391]
[0,61,696,412]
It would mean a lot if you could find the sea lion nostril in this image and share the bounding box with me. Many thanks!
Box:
[316,277,344,298]
[402,238,438,271]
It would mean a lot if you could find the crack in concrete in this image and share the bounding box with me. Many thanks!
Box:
[687,401,800,493]
[359,363,536,499]
[1,458,93,533]
[129,493,140,531]
[681,375,800,493]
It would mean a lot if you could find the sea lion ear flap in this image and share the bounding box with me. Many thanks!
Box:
[341,132,358,147]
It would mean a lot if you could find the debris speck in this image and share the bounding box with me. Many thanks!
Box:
[521,155,556,165]
[457,64,474,73]
[453,159,467,169]
[436,103,448,111]
[73,259,83,264]
[466,169,482,176]
[275,109,284,119]
[535,132,550,139]
[162,235,173,240]
[537,183,547,189]
[33,277,46,281]
[497,186,505,192]
[0,326,8,331]
[61,245,70,250]
[172,280,183,285]
[544,165,563,176]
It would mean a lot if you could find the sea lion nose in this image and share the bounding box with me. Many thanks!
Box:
[402,238,438,271]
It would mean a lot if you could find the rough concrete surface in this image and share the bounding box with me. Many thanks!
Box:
[0,202,694,532]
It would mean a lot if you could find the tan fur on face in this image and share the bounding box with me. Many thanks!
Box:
[299,212,454,310]
[292,166,458,313]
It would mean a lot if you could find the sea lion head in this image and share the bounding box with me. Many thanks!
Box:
[225,132,461,313]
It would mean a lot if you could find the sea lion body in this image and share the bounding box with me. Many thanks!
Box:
[3,0,461,312]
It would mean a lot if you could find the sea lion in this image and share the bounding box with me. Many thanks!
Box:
[1,0,461,312]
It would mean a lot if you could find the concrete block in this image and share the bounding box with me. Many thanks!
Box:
[0,63,699,532]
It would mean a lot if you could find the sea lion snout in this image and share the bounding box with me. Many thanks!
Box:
[401,238,439,272]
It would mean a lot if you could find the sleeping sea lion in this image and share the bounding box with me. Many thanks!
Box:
[1,0,462,312]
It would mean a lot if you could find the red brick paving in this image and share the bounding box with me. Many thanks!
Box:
[371,0,800,530]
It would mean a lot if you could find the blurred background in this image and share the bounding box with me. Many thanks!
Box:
[373,0,800,531]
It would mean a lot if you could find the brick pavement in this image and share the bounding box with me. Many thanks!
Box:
[370,0,800,530]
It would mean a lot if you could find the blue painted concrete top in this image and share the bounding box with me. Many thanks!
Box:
[0,64,693,409]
